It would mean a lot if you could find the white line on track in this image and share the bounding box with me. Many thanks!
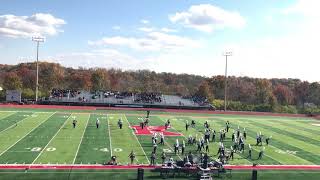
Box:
[0,111,314,122]
[107,114,113,157]
[31,113,72,164]
[72,114,90,164]
[123,115,151,164]
[0,171,139,174]
[0,112,55,157]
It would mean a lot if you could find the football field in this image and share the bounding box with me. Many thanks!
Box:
[0,109,319,166]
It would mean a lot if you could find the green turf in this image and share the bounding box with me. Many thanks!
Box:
[213,118,318,164]
[275,120,320,135]
[107,114,149,164]
[247,120,320,146]
[0,109,320,179]
[0,112,33,132]
[126,115,189,164]
[74,113,111,164]
[0,112,70,163]
[0,109,318,167]
[34,113,90,164]
[231,119,320,162]
[0,111,15,121]
[0,112,54,158]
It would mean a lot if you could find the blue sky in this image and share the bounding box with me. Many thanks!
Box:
[0,0,319,82]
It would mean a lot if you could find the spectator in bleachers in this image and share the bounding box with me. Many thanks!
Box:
[50,89,80,98]
[134,92,162,103]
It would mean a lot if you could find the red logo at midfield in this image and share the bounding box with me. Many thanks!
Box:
[131,126,182,136]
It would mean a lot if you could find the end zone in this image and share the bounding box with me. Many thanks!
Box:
[131,125,182,136]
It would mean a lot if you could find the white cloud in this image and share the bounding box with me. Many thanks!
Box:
[265,15,274,24]
[138,27,154,32]
[138,27,177,33]
[283,0,320,17]
[46,48,210,75]
[161,27,178,33]
[88,32,201,51]
[221,34,320,82]
[169,4,246,32]
[140,19,149,24]
[112,26,121,30]
[146,31,320,82]
[51,49,154,70]
[0,13,66,38]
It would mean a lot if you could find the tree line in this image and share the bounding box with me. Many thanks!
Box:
[0,62,319,114]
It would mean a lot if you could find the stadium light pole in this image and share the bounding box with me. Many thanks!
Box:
[223,51,232,111]
[32,36,45,102]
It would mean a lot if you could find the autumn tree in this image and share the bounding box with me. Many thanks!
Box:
[67,71,92,91]
[255,79,276,105]
[294,81,310,108]
[196,80,214,101]
[91,68,110,91]
[227,77,257,104]
[307,82,320,106]
[39,62,64,91]
[1,61,320,113]
[208,75,225,100]
[174,83,189,96]
[17,66,36,90]
[108,68,121,91]
[3,72,22,90]
[273,84,293,105]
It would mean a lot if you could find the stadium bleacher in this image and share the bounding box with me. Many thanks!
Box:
[42,89,212,110]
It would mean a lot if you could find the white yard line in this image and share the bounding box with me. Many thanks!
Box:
[156,118,184,160]
[156,117,185,160]
[0,125,18,135]
[107,114,113,157]
[0,112,34,135]
[0,112,16,121]
[72,114,90,164]
[0,112,55,157]
[123,115,151,164]
[31,114,72,164]
[251,146,280,162]
[159,117,187,138]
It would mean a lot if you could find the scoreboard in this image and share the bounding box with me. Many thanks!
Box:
[6,90,21,102]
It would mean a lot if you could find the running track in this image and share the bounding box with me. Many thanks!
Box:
[0,104,314,118]
[0,165,319,170]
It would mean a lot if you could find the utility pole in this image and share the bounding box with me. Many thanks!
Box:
[223,51,232,111]
[32,36,45,102]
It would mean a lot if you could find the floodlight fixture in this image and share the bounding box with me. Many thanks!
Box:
[223,51,233,111]
[32,36,45,102]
